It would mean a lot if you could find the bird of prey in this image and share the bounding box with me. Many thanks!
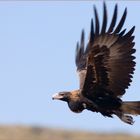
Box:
[52,3,140,125]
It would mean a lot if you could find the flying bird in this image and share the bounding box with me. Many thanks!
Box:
[52,3,140,125]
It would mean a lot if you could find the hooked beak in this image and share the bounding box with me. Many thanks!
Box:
[52,93,63,100]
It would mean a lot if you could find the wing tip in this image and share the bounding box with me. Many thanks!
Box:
[107,3,118,33]
[93,5,100,35]
[90,18,94,43]
[101,1,107,34]
[114,6,127,34]
[81,29,85,43]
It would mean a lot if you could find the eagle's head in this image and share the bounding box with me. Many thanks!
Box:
[52,91,71,102]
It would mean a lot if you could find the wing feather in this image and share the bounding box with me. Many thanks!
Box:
[94,5,100,35]
[107,4,118,33]
[101,2,107,34]
[114,8,127,33]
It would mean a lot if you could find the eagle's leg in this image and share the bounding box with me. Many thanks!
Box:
[114,111,134,125]
[83,99,99,112]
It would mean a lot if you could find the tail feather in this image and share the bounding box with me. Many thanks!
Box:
[121,101,140,115]
[115,101,140,125]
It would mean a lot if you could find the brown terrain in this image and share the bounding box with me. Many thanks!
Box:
[0,125,139,140]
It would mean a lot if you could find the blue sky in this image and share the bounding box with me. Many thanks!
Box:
[0,1,140,134]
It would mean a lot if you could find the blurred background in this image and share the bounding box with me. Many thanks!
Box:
[0,0,139,140]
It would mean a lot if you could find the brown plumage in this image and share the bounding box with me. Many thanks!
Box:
[52,3,139,125]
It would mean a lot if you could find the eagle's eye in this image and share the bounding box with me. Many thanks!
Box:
[59,93,65,96]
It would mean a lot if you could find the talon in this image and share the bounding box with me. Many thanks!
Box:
[122,115,134,125]
[117,114,134,125]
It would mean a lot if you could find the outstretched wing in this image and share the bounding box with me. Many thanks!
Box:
[75,3,135,99]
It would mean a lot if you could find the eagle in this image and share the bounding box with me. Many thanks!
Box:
[52,3,140,125]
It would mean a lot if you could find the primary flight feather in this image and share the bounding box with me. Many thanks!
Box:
[52,3,139,125]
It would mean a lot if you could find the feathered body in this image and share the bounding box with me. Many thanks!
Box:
[52,3,140,125]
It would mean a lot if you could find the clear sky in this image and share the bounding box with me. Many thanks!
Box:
[0,0,140,134]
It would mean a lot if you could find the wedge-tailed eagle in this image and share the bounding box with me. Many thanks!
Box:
[52,3,139,125]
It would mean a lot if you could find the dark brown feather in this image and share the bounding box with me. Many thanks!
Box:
[114,8,127,33]
[94,5,100,35]
[107,4,118,33]
[101,2,107,34]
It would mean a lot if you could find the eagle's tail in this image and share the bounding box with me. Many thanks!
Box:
[121,101,140,115]
[116,101,140,125]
